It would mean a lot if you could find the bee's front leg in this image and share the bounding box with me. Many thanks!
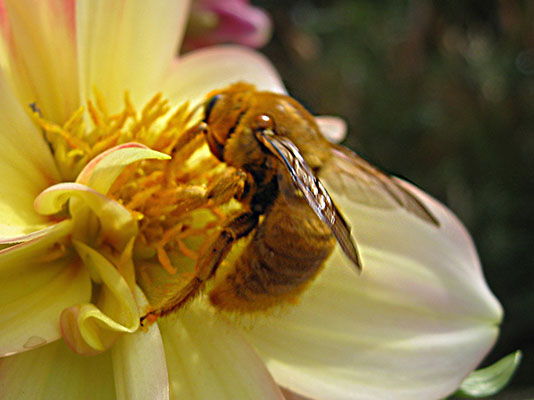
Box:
[206,167,254,206]
[167,122,209,166]
[140,211,259,325]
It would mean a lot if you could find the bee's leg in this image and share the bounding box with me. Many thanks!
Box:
[167,122,209,166]
[140,211,259,325]
[206,167,254,206]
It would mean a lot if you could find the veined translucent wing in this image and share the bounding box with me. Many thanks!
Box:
[320,144,440,226]
[255,130,362,271]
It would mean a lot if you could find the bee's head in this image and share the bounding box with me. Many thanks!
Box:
[201,83,258,161]
[202,82,255,125]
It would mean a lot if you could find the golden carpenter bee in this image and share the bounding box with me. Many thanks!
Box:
[141,82,438,323]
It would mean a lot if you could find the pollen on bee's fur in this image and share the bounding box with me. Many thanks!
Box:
[34,91,241,303]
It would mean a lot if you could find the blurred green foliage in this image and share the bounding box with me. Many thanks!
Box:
[255,0,534,391]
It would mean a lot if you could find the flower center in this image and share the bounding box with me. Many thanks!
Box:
[34,92,242,290]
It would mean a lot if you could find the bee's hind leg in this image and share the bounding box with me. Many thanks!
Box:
[140,211,259,325]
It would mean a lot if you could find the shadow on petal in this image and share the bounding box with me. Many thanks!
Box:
[0,340,115,400]
[159,302,283,400]
[0,220,91,357]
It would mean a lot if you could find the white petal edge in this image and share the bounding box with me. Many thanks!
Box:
[112,286,169,400]
[0,220,92,357]
[76,0,190,114]
[162,45,286,108]
[159,301,284,400]
[0,340,115,400]
[242,181,502,400]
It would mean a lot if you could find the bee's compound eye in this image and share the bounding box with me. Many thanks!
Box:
[254,114,274,131]
[204,95,221,122]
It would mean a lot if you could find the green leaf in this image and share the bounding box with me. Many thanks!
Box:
[453,350,522,398]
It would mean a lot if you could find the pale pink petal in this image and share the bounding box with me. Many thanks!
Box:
[111,287,169,400]
[162,45,285,107]
[0,340,115,400]
[159,302,284,400]
[0,220,91,357]
[76,142,169,194]
[76,0,190,114]
[185,0,272,49]
[315,115,347,143]
[243,182,502,400]
[1,0,79,123]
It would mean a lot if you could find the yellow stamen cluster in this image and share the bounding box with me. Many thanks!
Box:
[35,92,239,281]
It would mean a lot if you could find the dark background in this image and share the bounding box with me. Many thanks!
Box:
[253,0,533,396]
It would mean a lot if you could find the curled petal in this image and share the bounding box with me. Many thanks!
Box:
[162,45,285,107]
[34,182,136,250]
[76,142,170,194]
[159,302,284,400]
[76,0,190,113]
[61,241,139,354]
[0,220,92,357]
[111,286,169,400]
[0,340,115,400]
[2,0,79,123]
[243,182,502,400]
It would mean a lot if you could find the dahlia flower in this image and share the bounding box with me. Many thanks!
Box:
[0,1,502,399]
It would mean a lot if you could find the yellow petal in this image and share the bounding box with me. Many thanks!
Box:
[0,222,68,245]
[2,0,79,123]
[112,286,169,400]
[76,0,190,113]
[76,142,170,194]
[34,182,137,250]
[0,340,115,400]
[0,65,60,240]
[243,182,502,400]
[61,241,139,354]
[0,220,92,357]
[159,302,284,400]
[0,6,10,71]
[162,45,286,107]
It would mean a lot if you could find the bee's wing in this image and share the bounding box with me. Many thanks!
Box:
[255,130,361,270]
[320,144,439,226]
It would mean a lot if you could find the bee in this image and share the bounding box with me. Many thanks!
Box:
[141,82,438,322]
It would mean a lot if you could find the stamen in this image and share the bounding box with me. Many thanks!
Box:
[36,90,242,290]
[88,99,104,128]
[157,245,177,275]
[177,240,198,260]
[94,87,110,120]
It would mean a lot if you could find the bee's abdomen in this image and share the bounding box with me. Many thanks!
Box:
[209,196,335,312]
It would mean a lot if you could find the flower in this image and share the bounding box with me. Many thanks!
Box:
[0,1,502,400]
[183,0,272,50]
